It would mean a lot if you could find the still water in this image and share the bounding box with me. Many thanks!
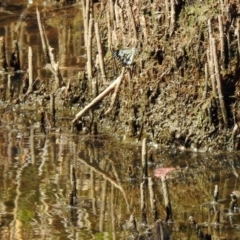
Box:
[0,2,240,240]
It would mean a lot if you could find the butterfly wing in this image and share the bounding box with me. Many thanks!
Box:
[113,47,135,66]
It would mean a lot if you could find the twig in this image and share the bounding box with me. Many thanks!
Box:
[95,22,107,84]
[27,46,33,94]
[142,138,148,181]
[72,68,125,125]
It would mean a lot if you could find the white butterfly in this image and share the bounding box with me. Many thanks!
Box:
[112,47,136,66]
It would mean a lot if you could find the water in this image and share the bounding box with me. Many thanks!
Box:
[0,2,240,239]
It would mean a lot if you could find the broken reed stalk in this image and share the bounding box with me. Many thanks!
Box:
[141,138,148,180]
[126,0,138,43]
[218,15,225,69]
[81,0,88,46]
[72,68,125,125]
[204,63,208,99]
[27,46,33,93]
[148,177,158,221]
[104,68,124,115]
[161,176,173,222]
[207,19,217,97]
[87,17,94,83]
[36,8,50,64]
[95,22,107,84]
[0,37,7,71]
[141,14,148,40]
[170,0,176,29]
[140,181,147,224]
[36,8,63,89]
[119,8,126,45]
[237,20,240,55]
[211,37,228,127]
[107,12,112,49]
[165,0,170,26]
[7,75,13,99]
[213,184,219,202]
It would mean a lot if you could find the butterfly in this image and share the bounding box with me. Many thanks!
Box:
[112,47,136,66]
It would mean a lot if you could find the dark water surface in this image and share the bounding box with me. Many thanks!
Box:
[0,2,240,240]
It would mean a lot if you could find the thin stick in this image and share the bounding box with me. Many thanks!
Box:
[72,68,125,124]
[126,0,138,43]
[218,15,225,69]
[87,17,94,83]
[237,20,240,55]
[208,19,217,97]
[36,8,50,63]
[148,177,158,221]
[27,46,33,93]
[104,70,123,115]
[95,22,107,84]
[142,138,148,180]
[212,37,228,127]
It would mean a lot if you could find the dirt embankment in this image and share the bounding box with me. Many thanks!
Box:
[75,0,240,151]
[1,1,240,151]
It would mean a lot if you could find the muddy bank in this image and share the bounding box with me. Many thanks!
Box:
[78,0,240,151]
[1,1,240,151]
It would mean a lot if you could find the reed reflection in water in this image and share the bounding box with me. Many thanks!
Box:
[0,121,240,239]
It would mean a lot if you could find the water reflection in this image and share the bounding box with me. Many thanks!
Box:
[1,126,239,239]
[0,120,240,239]
[0,1,84,100]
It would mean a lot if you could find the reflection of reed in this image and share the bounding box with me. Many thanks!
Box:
[88,146,97,215]
[110,185,116,240]
[78,156,130,210]
[10,160,30,240]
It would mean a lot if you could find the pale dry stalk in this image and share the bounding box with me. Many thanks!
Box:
[212,37,228,127]
[95,22,107,84]
[72,68,125,124]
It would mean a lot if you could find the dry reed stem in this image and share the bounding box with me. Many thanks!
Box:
[126,0,138,43]
[87,17,94,82]
[27,46,33,94]
[148,177,158,220]
[36,8,49,64]
[237,20,240,54]
[141,138,148,180]
[72,68,125,124]
[104,69,123,115]
[95,22,107,84]
[218,15,225,69]
[212,37,228,127]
